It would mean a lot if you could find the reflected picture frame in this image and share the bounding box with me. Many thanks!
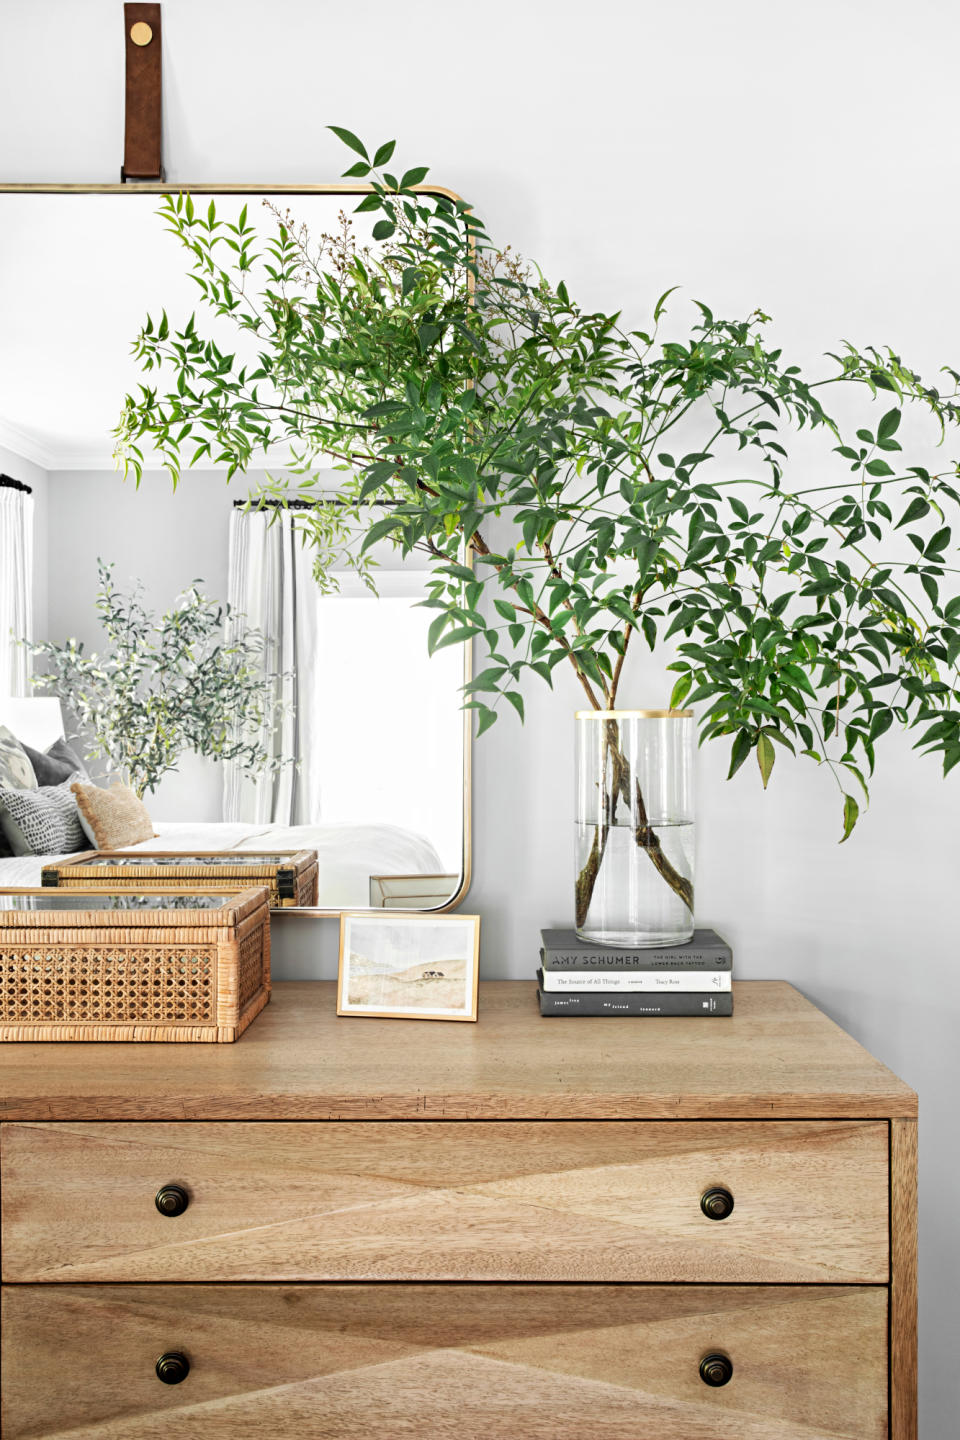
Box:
[337,911,480,1021]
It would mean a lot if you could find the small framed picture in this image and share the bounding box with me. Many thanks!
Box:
[337,911,480,1022]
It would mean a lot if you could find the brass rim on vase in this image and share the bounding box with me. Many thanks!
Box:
[575,709,693,719]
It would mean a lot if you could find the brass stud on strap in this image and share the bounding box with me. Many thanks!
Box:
[130,20,153,46]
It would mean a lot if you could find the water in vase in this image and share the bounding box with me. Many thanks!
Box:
[574,818,695,947]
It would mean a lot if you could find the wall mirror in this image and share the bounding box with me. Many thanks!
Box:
[0,187,471,916]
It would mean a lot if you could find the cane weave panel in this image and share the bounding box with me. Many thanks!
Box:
[238,924,266,1012]
[0,945,216,1025]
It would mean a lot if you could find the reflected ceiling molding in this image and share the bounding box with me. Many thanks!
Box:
[0,415,57,472]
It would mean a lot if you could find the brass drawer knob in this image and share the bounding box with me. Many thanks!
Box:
[155,1352,190,1385]
[155,1184,189,1218]
[700,1186,734,1221]
[699,1352,733,1387]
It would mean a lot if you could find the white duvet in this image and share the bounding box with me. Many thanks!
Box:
[0,820,446,908]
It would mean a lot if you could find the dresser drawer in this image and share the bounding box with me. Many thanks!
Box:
[0,1283,888,1439]
[1,1119,888,1283]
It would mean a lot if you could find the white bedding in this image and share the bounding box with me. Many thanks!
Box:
[0,820,447,907]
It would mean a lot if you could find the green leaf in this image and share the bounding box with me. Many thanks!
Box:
[328,125,369,160]
[635,536,660,579]
[467,667,507,693]
[896,497,930,528]
[434,625,483,650]
[399,166,430,189]
[877,407,901,441]
[372,219,396,241]
[779,662,817,698]
[654,285,680,321]
[669,672,693,709]
[359,515,401,552]
[373,140,396,167]
[427,613,450,654]
[920,573,939,608]
[864,459,894,477]
[442,563,476,584]
[503,690,525,722]
[756,733,776,789]
[473,704,498,736]
[840,792,859,843]
[727,730,753,780]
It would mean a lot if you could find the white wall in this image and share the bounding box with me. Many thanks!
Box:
[2,1,957,1426]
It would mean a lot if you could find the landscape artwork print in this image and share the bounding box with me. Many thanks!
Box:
[337,912,480,1021]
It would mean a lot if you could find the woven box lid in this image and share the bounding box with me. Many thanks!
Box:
[0,887,269,927]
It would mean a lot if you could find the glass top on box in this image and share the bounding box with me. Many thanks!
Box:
[0,893,234,913]
[76,854,291,868]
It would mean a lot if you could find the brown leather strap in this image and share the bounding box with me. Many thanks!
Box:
[122,3,163,181]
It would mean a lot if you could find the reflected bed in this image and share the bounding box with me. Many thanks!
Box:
[0,820,446,910]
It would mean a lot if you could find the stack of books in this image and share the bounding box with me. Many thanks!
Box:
[536,927,733,1017]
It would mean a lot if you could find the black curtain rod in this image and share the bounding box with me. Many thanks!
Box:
[232,497,400,510]
[232,497,315,510]
[0,474,33,496]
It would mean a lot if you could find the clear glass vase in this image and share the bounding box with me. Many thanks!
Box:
[575,709,695,947]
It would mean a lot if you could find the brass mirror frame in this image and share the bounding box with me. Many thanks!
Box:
[0,180,473,918]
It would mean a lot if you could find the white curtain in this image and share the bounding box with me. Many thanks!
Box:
[0,483,34,699]
[223,507,305,824]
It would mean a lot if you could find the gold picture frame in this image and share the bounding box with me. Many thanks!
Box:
[337,911,480,1022]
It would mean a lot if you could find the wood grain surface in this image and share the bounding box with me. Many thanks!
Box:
[0,980,918,1122]
[1,1118,888,1284]
[0,1283,888,1439]
[890,1117,918,1440]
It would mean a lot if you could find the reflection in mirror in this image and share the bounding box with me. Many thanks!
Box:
[0,191,468,912]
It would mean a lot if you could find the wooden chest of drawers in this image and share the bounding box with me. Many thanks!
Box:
[0,980,917,1438]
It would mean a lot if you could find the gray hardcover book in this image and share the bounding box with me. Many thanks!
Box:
[540,926,732,970]
[536,978,733,1017]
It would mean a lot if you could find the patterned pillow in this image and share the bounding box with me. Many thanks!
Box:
[0,777,87,856]
[23,736,90,787]
[0,724,37,791]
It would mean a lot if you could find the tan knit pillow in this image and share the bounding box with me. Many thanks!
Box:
[71,781,155,849]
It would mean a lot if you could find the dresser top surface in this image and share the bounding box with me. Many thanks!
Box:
[0,980,916,1121]
[0,979,915,1123]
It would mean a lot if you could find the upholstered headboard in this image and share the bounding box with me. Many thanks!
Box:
[0,697,64,751]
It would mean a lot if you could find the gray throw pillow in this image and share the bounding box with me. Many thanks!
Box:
[0,777,87,856]
[0,724,37,791]
[23,736,90,787]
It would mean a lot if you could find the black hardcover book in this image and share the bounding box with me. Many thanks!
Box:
[536,977,733,1017]
[540,926,732,971]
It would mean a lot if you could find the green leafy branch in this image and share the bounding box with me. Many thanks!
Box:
[112,128,960,844]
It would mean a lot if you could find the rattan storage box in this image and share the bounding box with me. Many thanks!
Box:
[0,887,271,1043]
[41,849,319,908]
